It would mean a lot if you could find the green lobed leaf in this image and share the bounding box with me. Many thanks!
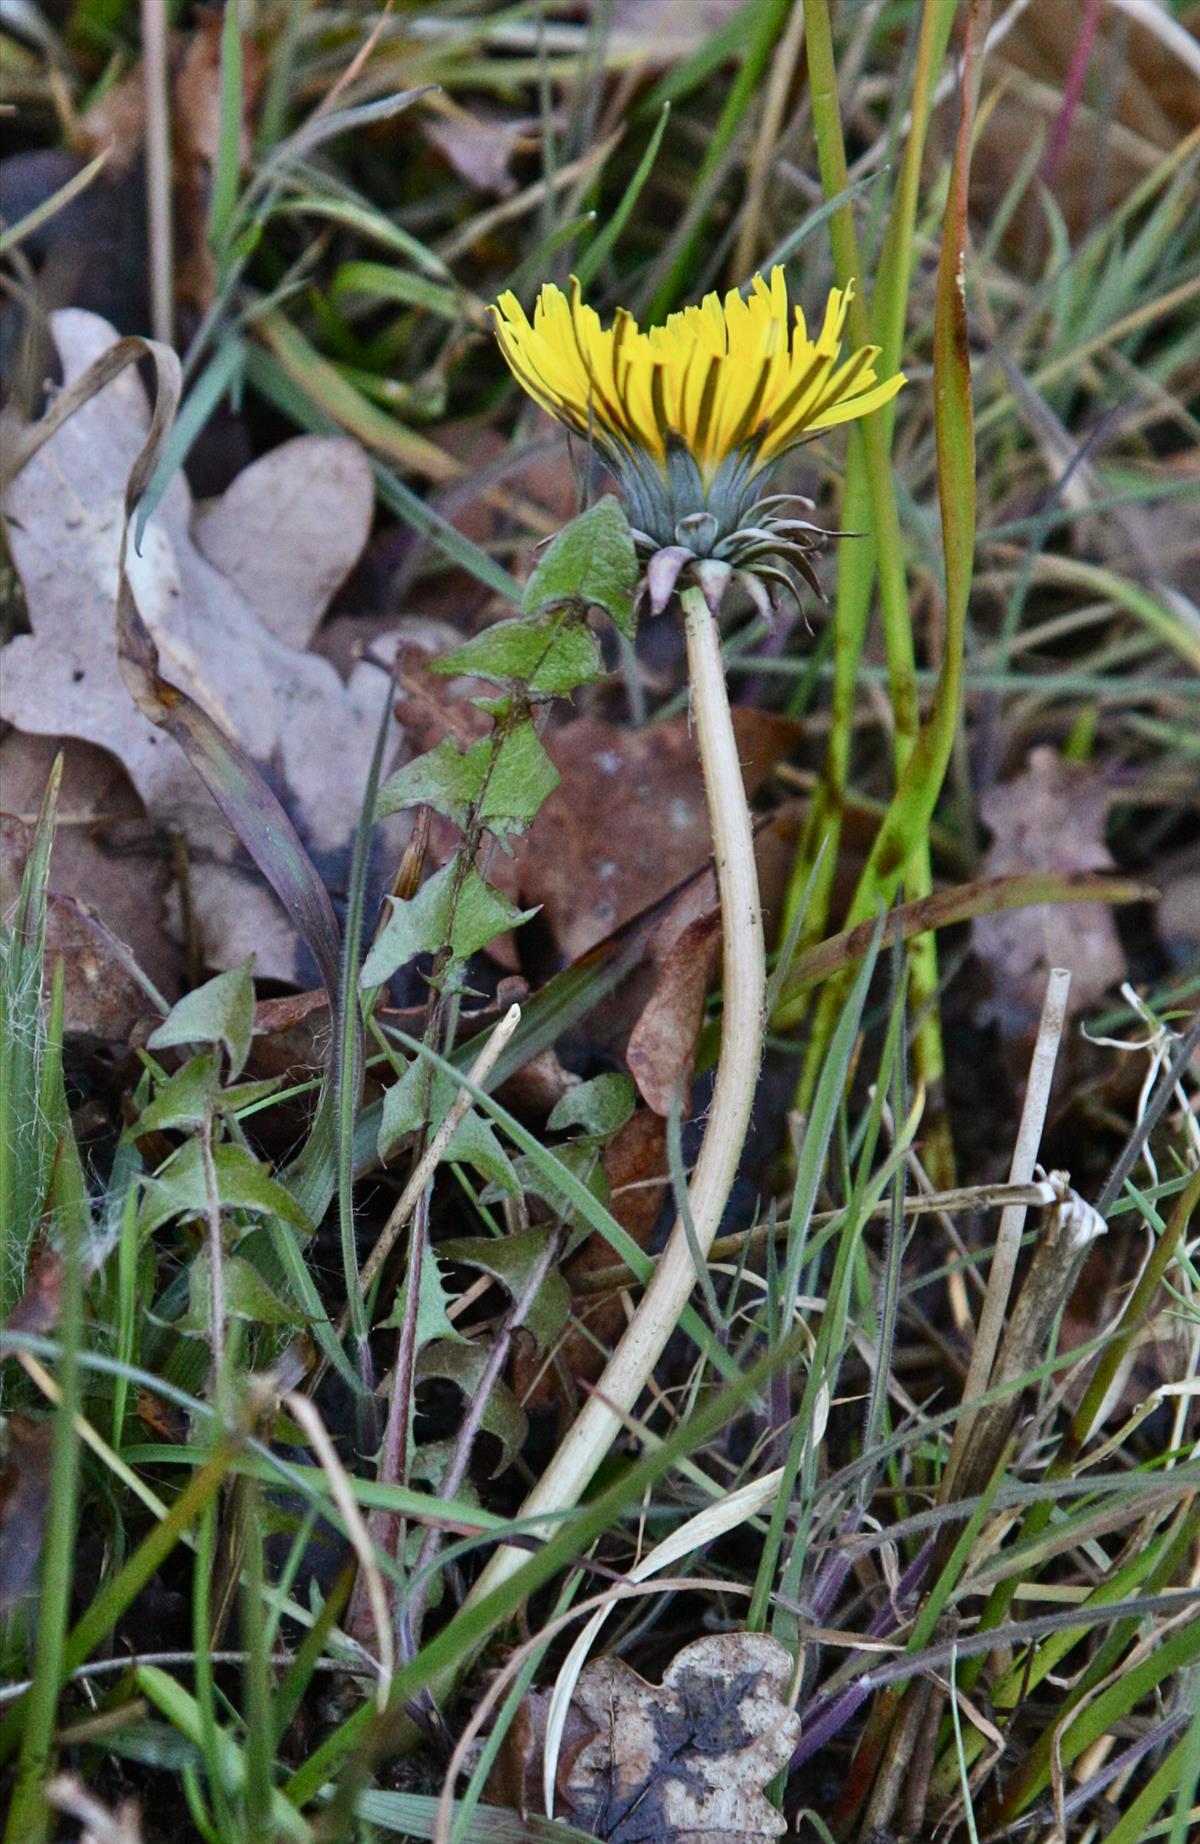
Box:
[130,1051,222,1135]
[146,962,256,1080]
[437,1226,570,1352]
[379,1247,466,1347]
[377,1061,519,1197]
[361,861,535,989]
[431,612,605,696]
[180,1249,314,1333]
[138,1141,313,1239]
[547,1071,636,1139]
[506,1140,609,1233]
[415,1341,527,1476]
[521,497,639,638]
[376,720,559,838]
[133,1055,284,1137]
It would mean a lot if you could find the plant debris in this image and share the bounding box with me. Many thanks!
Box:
[973,747,1126,1038]
[1,312,388,981]
[563,1634,802,1842]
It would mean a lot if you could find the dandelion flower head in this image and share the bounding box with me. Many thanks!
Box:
[491,267,906,611]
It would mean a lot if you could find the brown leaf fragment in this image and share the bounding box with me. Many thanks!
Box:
[135,1388,188,1445]
[496,1042,580,1118]
[626,907,721,1116]
[4,1252,64,1340]
[516,710,798,963]
[483,1684,599,1819]
[0,1415,53,1611]
[0,732,183,1020]
[42,893,160,1044]
[247,989,516,1085]
[564,1632,801,1842]
[172,16,265,320]
[973,748,1125,1038]
[515,1109,668,1413]
[422,101,535,198]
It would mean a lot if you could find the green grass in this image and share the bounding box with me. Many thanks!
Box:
[2,2,1198,1839]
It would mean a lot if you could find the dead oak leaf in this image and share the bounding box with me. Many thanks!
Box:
[564,1632,801,1843]
[1,310,386,982]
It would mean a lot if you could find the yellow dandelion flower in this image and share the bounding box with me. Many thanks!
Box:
[494,269,902,485]
[491,267,904,615]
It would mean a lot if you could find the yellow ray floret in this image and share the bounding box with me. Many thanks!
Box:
[492,267,905,484]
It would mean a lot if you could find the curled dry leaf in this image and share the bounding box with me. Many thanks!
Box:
[564,1632,801,1842]
[626,907,721,1116]
[0,311,390,983]
[482,1684,598,1818]
[973,748,1125,1038]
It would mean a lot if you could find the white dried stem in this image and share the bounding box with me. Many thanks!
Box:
[942,966,1071,1499]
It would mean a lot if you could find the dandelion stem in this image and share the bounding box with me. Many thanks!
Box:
[453,581,766,1612]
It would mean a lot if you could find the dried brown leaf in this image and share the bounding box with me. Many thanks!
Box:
[483,1683,598,1819]
[626,907,721,1116]
[514,1107,668,1412]
[1,311,389,982]
[0,732,182,1019]
[3,1253,64,1340]
[515,710,798,962]
[0,1416,53,1611]
[973,748,1125,1037]
[564,1632,801,1842]
[422,101,534,198]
